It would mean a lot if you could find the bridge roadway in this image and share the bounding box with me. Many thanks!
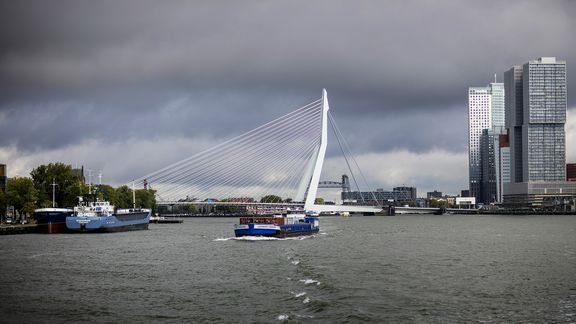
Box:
[394,206,480,214]
[157,201,480,215]
[157,201,383,214]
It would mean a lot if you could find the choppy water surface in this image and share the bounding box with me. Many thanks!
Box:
[1,215,576,323]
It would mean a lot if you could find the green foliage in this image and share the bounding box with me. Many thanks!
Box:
[113,186,156,209]
[6,177,38,217]
[4,162,157,213]
[97,184,118,205]
[429,199,448,208]
[135,189,156,209]
[23,201,36,218]
[314,197,325,205]
[0,189,7,215]
[30,163,84,208]
[115,185,133,208]
[260,195,282,203]
[217,198,245,214]
[172,204,197,214]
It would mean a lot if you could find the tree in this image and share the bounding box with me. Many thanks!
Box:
[6,177,38,218]
[97,184,118,206]
[429,199,447,208]
[115,185,133,208]
[23,201,36,218]
[314,197,325,205]
[260,195,282,203]
[0,189,7,217]
[30,163,84,208]
[218,198,245,214]
[135,189,156,209]
[113,186,156,210]
[174,204,197,215]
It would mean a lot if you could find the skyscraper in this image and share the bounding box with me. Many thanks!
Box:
[504,57,575,207]
[498,132,511,202]
[468,81,504,203]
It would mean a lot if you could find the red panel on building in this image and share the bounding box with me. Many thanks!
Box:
[499,133,510,148]
[567,163,576,181]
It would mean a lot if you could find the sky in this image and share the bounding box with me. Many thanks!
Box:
[1,0,575,199]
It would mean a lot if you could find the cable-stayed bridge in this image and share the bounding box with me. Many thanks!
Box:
[133,89,382,214]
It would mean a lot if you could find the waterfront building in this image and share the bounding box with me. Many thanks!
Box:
[455,197,476,208]
[342,186,417,205]
[394,186,417,200]
[503,57,576,207]
[468,80,504,203]
[480,128,497,203]
[567,164,576,181]
[427,190,442,199]
[498,132,511,202]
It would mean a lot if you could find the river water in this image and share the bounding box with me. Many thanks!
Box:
[1,215,575,323]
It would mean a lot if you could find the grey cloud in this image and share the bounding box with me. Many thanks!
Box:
[1,0,575,161]
[2,1,574,99]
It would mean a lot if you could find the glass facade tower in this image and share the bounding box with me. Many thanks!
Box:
[506,57,567,183]
[503,57,574,208]
[468,81,504,203]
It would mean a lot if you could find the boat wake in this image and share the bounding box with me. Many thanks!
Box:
[215,236,281,242]
[299,278,321,286]
[214,235,319,242]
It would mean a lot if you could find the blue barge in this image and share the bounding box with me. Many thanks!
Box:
[234,214,319,238]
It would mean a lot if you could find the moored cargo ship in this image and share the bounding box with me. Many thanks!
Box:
[234,213,319,238]
[66,199,151,233]
[34,208,74,234]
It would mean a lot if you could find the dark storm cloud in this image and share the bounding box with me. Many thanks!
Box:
[1,0,575,154]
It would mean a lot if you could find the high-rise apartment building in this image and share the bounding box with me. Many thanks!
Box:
[468,81,504,203]
[498,132,511,202]
[504,57,576,207]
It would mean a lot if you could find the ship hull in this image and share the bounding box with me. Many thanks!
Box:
[66,210,151,233]
[37,222,69,234]
[234,223,280,237]
[34,208,74,234]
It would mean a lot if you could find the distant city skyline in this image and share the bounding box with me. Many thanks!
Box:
[1,1,575,197]
[469,57,574,207]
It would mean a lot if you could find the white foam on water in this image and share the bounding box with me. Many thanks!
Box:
[291,291,306,298]
[291,260,300,265]
[216,233,323,242]
[303,297,310,304]
[214,236,280,242]
[299,279,321,285]
[277,314,289,321]
[234,236,280,241]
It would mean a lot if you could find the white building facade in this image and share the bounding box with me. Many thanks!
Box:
[468,82,504,203]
